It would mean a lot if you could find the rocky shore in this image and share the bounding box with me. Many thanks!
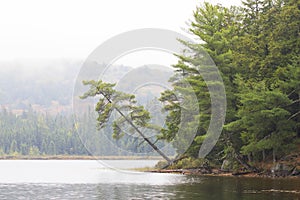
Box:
[148,168,299,178]
[148,164,300,178]
[148,152,300,178]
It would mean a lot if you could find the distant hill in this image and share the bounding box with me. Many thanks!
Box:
[0,61,173,115]
[0,60,81,114]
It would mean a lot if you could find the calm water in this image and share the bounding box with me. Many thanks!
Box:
[0,160,299,200]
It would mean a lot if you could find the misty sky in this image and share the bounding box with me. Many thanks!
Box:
[0,0,241,66]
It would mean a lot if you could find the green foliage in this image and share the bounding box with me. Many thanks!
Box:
[81,80,156,138]
[29,146,40,156]
[228,0,299,162]
[1,0,299,168]
[167,157,211,169]
[159,2,239,159]
[160,0,300,166]
[0,108,88,156]
[81,80,173,162]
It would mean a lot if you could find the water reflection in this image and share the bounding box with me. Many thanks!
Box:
[0,161,299,199]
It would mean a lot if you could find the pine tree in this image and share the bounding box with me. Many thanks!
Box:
[81,80,172,164]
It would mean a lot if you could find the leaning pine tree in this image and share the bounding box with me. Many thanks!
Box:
[80,80,173,165]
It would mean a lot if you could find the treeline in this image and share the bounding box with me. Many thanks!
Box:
[0,107,88,156]
[0,107,174,157]
[159,0,300,168]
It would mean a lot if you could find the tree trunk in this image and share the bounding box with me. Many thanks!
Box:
[102,92,172,165]
[115,106,172,164]
[247,154,252,163]
[262,150,265,162]
[234,153,258,172]
[273,149,276,164]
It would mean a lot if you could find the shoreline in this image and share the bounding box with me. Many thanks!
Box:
[146,168,300,179]
[2,155,299,179]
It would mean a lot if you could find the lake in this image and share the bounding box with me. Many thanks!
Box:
[0,160,299,199]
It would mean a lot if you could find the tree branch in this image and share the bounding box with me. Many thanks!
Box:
[100,91,173,164]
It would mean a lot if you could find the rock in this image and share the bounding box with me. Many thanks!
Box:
[200,168,212,174]
[221,160,232,171]
[271,163,292,171]
[271,163,295,177]
[290,167,300,176]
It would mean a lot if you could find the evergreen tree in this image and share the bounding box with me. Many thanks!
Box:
[81,80,172,163]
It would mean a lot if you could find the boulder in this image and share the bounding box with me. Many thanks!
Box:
[221,159,232,171]
[271,163,295,177]
[290,167,300,176]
